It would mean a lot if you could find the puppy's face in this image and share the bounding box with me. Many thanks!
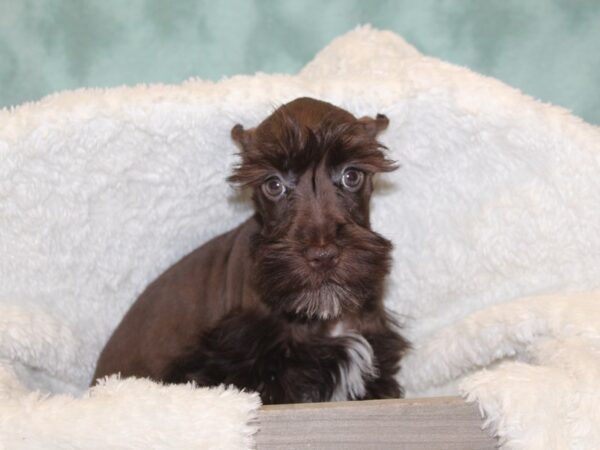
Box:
[230,98,396,320]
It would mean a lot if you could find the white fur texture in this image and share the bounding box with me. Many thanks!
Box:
[456,292,600,450]
[0,366,260,450]
[1,25,600,448]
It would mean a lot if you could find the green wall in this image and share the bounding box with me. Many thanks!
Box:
[1,0,598,124]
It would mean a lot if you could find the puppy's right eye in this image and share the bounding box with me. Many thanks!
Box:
[341,168,365,192]
[262,176,286,201]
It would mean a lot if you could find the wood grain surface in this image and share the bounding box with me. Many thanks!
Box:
[255,396,496,450]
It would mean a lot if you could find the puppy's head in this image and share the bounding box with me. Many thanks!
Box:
[229,97,396,320]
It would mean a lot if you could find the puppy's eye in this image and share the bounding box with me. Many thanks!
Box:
[262,176,286,200]
[341,168,364,192]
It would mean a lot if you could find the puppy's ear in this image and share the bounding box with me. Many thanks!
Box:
[358,114,389,138]
[231,124,255,151]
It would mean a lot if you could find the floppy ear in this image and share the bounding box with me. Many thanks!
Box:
[358,113,389,138]
[231,124,255,151]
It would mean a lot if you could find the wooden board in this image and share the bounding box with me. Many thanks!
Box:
[255,396,496,450]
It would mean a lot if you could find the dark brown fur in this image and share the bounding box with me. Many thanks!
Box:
[92,97,409,404]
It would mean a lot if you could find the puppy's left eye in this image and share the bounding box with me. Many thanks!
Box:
[341,168,364,191]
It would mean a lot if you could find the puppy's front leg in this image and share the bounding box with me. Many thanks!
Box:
[324,331,378,401]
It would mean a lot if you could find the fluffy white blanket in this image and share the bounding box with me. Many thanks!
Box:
[1,26,599,449]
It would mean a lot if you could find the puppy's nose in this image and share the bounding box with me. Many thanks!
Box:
[305,244,339,268]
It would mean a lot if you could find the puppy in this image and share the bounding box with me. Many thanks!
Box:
[92,97,409,404]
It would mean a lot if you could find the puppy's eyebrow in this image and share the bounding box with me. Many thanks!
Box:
[228,114,314,187]
[323,124,397,174]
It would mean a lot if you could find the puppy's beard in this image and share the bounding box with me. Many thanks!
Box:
[289,283,358,320]
[254,226,392,320]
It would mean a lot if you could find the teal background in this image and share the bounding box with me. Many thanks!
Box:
[1,0,599,124]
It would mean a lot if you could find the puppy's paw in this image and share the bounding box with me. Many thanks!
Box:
[330,331,378,401]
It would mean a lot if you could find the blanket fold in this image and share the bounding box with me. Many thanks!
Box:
[0,366,260,450]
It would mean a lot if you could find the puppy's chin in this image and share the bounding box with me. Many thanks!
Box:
[284,283,357,320]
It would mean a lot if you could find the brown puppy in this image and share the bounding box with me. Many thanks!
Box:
[93,97,409,404]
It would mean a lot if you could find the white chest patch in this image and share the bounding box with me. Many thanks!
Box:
[329,323,378,401]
